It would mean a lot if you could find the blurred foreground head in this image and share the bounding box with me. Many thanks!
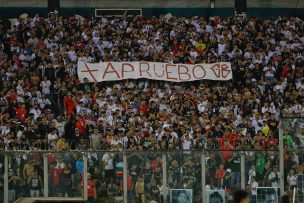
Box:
[233,189,249,203]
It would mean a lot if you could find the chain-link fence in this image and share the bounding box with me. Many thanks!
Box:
[0,149,286,203]
[281,116,304,203]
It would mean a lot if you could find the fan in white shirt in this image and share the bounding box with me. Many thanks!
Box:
[287,169,297,190]
[16,80,25,96]
[44,37,53,49]
[149,93,159,103]
[274,79,287,94]
[247,165,256,185]
[110,137,123,147]
[96,97,107,108]
[217,39,226,56]
[40,78,51,95]
[268,167,280,188]
[296,79,304,91]
[170,29,176,40]
[38,95,52,109]
[67,47,77,62]
[102,153,114,170]
[189,47,198,59]
[261,102,274,114]
[263,64,276,79]
[0,125,10,137]
[54,119,65,138]
[290,103,303,114]
[29,104,42,120]
[155,128,165,141]
[78,53,89,63]
[250,176,258,197]
[206,23,213,33]
[182,134,192,150]
[47,130,59,149]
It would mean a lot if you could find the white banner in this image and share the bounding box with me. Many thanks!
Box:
[77,61,232,83]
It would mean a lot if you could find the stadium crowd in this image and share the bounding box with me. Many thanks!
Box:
[0,12,303,202]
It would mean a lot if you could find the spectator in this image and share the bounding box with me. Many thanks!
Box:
[280,195,290,203]
[176,190,191,203]
[286,169,297,191]
[227,151,241,189]
[0,13,303,202]
[233,189,249,203]
[269,166,280,188]
[215,163,225,189]
[60,163,72,197]
[102,152,115,185]
[0,178,3,203]
[82,173,96,203]
[250,176,258,203]
[135,176,145,203]
[27,169,43,197]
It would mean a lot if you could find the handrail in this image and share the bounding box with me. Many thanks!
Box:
[0,149,280,153]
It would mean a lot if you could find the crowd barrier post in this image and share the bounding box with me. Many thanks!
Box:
[4,154,8,203]
[162,152,168,203]
[123,152,127,203]
[241,153,245,189]
[83,152,88,201]
[201,152,206,203]
[279,122,284,195]
[43,153,48,197]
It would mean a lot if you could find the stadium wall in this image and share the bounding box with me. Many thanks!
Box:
[0,0,303,21]
[0,0,303,8]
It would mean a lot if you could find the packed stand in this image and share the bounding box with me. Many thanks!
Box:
[0,13,303,202]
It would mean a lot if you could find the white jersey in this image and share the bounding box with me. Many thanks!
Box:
[102,153,114,170]
[40,80,51,94]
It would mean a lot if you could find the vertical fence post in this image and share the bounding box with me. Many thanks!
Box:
[279,122,285,195]
[83,152,88,201]
[241,153,246,189]
[162,152,168,203]
[4,154,8,203]
[201,152,206,203]
[123,152,127,203]
[43,153,48,197]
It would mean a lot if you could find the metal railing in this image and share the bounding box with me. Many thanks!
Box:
[0,149,288,203]
[0,116,302,203]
